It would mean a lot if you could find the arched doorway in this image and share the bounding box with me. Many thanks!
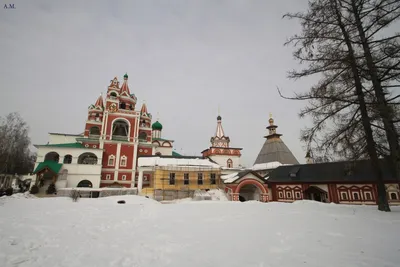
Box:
[77,180,93,188]
[304,186,328,202]
[239,184,262,201]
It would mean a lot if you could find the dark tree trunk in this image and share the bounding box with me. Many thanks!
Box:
[349,0,400,183]
[333,0,390,211]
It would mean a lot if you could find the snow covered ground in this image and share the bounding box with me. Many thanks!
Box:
[1,195,400,267]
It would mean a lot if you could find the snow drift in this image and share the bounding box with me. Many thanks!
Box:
[1,196,400,267]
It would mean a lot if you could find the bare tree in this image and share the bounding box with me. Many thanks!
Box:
[281,0,399,211]
[0,112,35,175]
[345,0,400,180]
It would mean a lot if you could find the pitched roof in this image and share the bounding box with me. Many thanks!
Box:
[120,75,131,95]
[254,138,299,165]
[172,151,182,157]
[140,103,148,114]
[94,94,104,109]
[33,161,63,174]
[268,159,398,183]
[215,116,225,138]
[210,115,230,147]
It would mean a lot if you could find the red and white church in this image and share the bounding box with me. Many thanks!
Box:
[32,74,177,191]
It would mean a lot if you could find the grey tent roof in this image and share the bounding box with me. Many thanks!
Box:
[254,138,299,165]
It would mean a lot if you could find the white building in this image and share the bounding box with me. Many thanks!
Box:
[33,133,103,193]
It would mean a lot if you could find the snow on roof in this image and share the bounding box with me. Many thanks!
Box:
[138,157,221,169]
[221,166,246,170]
[251,161,291,171]
[221,172,240,183]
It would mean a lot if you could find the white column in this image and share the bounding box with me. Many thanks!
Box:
[114,143,121,181]
[138,170,144,193]
[131,115,140,187]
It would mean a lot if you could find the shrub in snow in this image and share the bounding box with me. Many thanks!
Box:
[117,200,126,204]
[30,185,39,194]
[70,190,80,202]
[5,188,13,196]
[46,184,57,194]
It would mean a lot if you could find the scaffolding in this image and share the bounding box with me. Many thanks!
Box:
[146,164,223,201]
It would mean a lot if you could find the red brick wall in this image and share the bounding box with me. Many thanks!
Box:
[100,172,114,181]
[84,122,103,138]
[118,172,132,181]
[102,143,118,167]
[119,144,135,169]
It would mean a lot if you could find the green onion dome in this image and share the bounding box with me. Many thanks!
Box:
[152,121,163,131]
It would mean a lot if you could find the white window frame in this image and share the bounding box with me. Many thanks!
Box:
[108,155,115,166]
[353,192,360,201]
[286,191,292,198]
[295,192,301,199]
[364,192,372,201]
[122,175,126,181]
[120,155,127,167]
[341,192,348,200]
[106,174,111,180]
[278,191,283,198]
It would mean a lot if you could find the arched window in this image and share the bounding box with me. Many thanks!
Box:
[112,120,129,140]
[44,152,60,163]
[227,158,233,168]
[139,132,147,141]
[63,155,72,164]
[120,155,127,167]
[77,180,93,188]
[110,92,117,98]
[108,155,115,166]
[390,192,398,200]
[89,126,100,136]
[119,102,126,109]
[78,153,98,165]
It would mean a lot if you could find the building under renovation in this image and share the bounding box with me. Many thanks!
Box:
[137,156,222,201]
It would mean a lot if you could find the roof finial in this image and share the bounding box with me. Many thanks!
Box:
[217,105,222,121]
[156,111,160,121]
[269,112,274,125]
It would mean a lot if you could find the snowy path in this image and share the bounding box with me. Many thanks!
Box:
[1,195,400,267]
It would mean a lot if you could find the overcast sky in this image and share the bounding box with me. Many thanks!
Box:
[1,0,315,167]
